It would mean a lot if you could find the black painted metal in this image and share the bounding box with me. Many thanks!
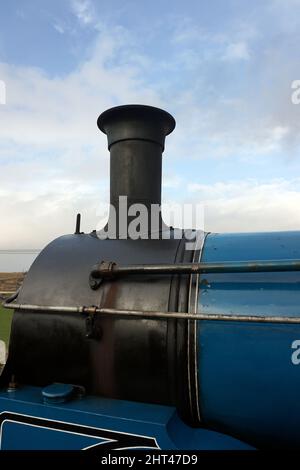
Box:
[98,105,176,235]
[97,104,175,151]
[75,213,81,234]
[3,234,185,404]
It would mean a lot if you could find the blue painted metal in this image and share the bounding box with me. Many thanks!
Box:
[195,258,300,273]
[0,386,254,450]
[198,230,300,448]
[42,383,74,404]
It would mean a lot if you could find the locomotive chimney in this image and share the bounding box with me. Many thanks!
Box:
[97,104,175,236]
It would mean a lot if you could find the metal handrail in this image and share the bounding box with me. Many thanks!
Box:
[91,259,300,280]
[3,302,300,324]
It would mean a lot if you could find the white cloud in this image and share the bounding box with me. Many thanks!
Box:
[2,176,300,255]
[170,16,253,64]
[222,41,250,61]
[0,26,163,250]
[0,184,101,250]
[2,8,300,256]
[171,18,208,45]
[0,29,160,147]
[53,23,65,34]
[163,174,183,189]
[70,0,96,26]
[187,178,300,232]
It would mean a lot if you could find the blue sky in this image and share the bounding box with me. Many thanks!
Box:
[1,0,300,267]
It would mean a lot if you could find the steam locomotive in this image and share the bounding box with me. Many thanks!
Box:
[1,104,300,450]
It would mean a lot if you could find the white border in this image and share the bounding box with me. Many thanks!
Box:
[0,411,159,450]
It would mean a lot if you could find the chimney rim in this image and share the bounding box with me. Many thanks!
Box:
[97,104,176,137]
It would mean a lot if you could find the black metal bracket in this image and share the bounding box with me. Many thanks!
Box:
[85,312,102,340]
[89,261,116,290]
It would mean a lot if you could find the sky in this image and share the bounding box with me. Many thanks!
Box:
[1,0,300,270]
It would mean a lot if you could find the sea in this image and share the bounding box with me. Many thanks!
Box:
[0,251,40,272]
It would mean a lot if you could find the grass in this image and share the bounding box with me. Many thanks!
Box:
[0,273,24,348]
[0,304,13,346]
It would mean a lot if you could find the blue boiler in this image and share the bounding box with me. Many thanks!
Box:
[197,231,300,448]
